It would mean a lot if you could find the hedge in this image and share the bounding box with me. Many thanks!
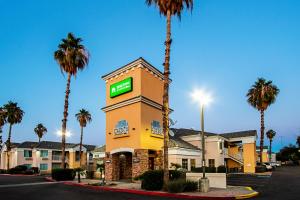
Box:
[167,179,198,193]
[52,168,75,181]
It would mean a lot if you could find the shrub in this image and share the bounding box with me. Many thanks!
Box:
[141,170,163,191]
[184,180,198,192]
[52,168,75,181]
[86,171,94,179]
[0,169,7,174]
[169,170,186,181]
[217,165,227,173]
[191,167,216,173]
[167,179,186,193]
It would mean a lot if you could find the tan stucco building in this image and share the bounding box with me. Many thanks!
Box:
[0,141,95,173]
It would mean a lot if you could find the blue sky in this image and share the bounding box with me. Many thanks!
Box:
[1,0,299,152]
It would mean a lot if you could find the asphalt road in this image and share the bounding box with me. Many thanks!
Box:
[0,175,180,200]
[252,166,300,200]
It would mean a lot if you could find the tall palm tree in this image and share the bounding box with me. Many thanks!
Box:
[75,109,92,168]
[247,78,279,164]
[266,129,276,162]
[146,0,193,187]
[34,123,47,143]
[3,101,24,169]
[54,33,89,169]
[297,136,300,148]
[0,107,7,150]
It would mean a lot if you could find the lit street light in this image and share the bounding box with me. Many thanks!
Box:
[191,88,213,193]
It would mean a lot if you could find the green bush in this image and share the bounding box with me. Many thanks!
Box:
[52,168,75,181]
[217,165,227,173]
[184,180,198,192]
[169,170,186,180]
[167,179,186,193]
[141,170,163,190]
[0,169,7,174]
[86,171,94,179]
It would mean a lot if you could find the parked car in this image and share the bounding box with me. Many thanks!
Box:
[263,162,273,171]
[270,162,280,167]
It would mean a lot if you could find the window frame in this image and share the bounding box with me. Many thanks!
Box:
[24,150,32,158]
[182,159,188,170]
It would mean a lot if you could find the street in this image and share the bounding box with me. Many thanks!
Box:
[0,175,179,200]
[0,166,299,200]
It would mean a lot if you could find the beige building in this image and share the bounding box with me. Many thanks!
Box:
[0,141,96,173]
[169,128,257,173]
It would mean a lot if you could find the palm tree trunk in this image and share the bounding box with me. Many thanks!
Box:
[269,139,272,162]
[162,9,171,190]
[260,110,265,164]
[61,73,72,169]
[6,123,12,169]
[79,126,83,168]
[38,137,41,143]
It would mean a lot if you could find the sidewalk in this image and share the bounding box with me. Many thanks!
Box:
[61,178,258,199]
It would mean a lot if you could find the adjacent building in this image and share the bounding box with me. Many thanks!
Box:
[0,141,96,173]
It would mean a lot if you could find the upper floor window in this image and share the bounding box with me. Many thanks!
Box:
[151,120,162,135]
[114,120,129,135]
[219,142,223,150]
[24,150,32,158]
[75,151,80,161]
[40,150,48,158]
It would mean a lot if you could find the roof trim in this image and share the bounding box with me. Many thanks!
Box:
[101,57,164,81]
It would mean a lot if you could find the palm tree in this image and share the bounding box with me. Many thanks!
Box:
[146,0,193,187]
[297,136,300,148]
[34,123,47,143]
[75,109,92,168]
[3,101,24,169]
[266,129,276,162]
[54,33,89,169]
[247,78,279,164]
[0,107,7,150]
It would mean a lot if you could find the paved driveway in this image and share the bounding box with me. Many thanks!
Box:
[0,175,47,185]
[252,166,300,200]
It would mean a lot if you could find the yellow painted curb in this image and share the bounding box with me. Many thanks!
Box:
[235,187,259,199]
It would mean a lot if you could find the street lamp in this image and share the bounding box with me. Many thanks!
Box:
[191,88,213,193]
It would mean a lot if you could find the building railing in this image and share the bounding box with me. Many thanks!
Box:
[225,151,244,164]
[52,155,68,162]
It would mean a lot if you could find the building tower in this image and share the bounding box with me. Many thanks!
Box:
[102,58,164,181]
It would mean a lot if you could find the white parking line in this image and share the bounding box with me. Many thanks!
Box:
[0,182,59,188]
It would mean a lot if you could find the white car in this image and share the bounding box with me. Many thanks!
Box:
[263,163,273,170]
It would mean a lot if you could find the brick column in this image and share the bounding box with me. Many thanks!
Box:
[105,152,120,181]
[132,149,148,178]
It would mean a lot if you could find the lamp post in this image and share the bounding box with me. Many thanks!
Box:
[191,89,212,193]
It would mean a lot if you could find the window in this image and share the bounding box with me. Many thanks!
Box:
[208,159,215,168]
[89,153,93,160]
[24,150,32,158]
[40,164,48,171]
[151,120,162,135]
[40,150,48,158]
[75,151,80,161]
[190,159,196,170]
[114,120,129,135]
[182,159,188,170]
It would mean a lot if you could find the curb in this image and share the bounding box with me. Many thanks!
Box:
[235,187,259,199]
[63,182,235,200]
[0,174,37,177]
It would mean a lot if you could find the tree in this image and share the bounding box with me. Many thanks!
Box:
[0,107,7,150]
[266,129,276,162]
[75,109,92,168]
[3,101,24,169]
[54,33,89,168]
[297,136,300,148]
[146,0,193,188]
[34,123,47,143]
[247,78,279,164]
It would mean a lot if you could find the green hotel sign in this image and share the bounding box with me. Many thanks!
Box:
[110,77,133,98]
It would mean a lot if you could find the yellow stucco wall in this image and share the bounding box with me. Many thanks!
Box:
[243,143,256,173]
[68,152,87,168]
[104,65,164,152]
